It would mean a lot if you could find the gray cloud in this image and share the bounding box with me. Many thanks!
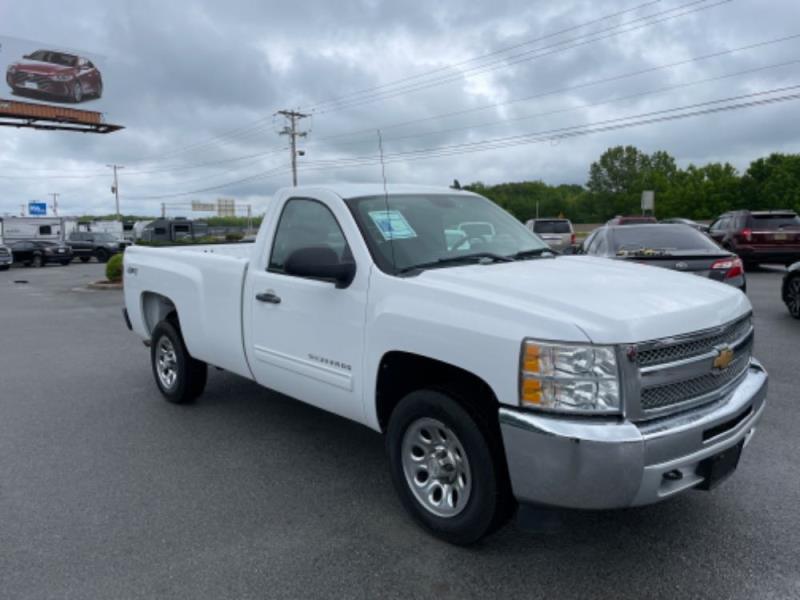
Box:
[0,0,798,217]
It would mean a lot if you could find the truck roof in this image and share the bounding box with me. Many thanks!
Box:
[281,184,477,199]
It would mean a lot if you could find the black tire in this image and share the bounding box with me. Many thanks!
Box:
[31,254,44,268]
[386,389,511,545]
[785,274,800,319]
[150,320,207,403]
[79,256,91,263]
[95,248,109,263]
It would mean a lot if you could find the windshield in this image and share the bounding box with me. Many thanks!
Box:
[346,193,548,273]
[533,220,571,234]
[751,214,800,229]
[28,50,78,66]
[610,225,722,255]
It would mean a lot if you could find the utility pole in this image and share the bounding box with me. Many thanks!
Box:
[106,164,124,220]
[50,192,59,216]
[276,110,309,186]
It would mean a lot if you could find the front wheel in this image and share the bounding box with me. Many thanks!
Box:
[785,274,800,319]
[31,254,44,268]
[386,389,510,545]
[71,80,83,102]
[150,320,208,403]
[95,249,109,263]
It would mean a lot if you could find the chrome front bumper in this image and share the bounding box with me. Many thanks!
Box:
[499,359,768,509]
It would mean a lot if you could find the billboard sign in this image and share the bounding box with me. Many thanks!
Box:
[641,190,655,212]
[28,201,47,215]
[0,35,108,110]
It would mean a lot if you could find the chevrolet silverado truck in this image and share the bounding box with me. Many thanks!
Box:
[122,184,768,544]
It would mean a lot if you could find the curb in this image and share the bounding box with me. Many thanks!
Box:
[87,280,123,290]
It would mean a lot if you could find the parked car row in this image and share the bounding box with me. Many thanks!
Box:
[0,231,129,269]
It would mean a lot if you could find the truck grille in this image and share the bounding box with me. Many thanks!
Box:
[641,345,751,411]
[637,316,752,367]
[635,316,753,417]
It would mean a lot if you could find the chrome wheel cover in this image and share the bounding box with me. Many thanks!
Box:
[156,337,178,390]
[401,417,472,518]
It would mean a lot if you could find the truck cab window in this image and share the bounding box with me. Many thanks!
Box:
[269,198,350,272]
[39,225,52,235]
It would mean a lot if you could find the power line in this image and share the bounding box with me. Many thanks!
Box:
[309,32,800,144]
[307,0,729,114]
[300,0,663,112]
[123,86,800,200]
[315,59,800,150]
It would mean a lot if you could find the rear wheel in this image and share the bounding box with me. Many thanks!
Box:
[386,389,510,545]
[785,274,800,319]
[150,320,207,403]
[95,248,109,263]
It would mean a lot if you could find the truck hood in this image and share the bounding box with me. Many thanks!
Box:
[413,255,751,344]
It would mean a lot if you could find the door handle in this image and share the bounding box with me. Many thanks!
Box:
[256,292,281,304]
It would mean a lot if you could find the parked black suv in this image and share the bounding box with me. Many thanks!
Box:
[708,210,800,267]
[67,232,128,263]
[8,240,73,267]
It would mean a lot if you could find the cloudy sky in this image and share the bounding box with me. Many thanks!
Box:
[0,0,798,217]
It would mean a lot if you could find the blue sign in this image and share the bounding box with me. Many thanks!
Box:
[28,201,47,216]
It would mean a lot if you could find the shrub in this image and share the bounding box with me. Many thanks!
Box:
[106,253,123,282]
[225,232,244,241]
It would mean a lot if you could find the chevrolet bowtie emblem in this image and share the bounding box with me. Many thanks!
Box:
[713,346,734,370]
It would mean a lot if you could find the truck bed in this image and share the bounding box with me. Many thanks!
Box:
[123,244,254,379]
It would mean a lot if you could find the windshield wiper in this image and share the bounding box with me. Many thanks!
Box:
[397,252,513,274]
[510,247,556,259]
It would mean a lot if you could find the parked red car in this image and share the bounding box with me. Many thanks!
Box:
[6,49,103,103]
[606,215,658,226]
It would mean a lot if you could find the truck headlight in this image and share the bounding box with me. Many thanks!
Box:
[520,340,621,414]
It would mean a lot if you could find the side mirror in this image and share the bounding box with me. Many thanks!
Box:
[284,246,355,289]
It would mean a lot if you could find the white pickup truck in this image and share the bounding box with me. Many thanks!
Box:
[123,184,767,544]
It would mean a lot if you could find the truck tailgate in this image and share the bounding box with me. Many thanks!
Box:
[123,245,252,378]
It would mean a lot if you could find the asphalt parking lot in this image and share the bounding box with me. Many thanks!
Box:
[1,263,798,600]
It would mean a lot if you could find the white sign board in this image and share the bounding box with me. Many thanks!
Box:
[641,190,655,212]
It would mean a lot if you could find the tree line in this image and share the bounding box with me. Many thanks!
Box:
[464,147,800,223]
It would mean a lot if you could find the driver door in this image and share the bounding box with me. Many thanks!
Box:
[244,196,369,423]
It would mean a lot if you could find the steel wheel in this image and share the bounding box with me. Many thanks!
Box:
[401,417,472,518]
[787,276,800,318]
[156,337,178,390]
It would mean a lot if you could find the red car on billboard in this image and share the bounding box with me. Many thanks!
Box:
[6,49,103,103]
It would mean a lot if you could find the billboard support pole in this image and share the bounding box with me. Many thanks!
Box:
[50,192,59,216]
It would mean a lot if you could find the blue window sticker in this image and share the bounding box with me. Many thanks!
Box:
[368,210,417,240]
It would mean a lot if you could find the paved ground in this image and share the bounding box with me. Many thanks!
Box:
[1,263,798,600]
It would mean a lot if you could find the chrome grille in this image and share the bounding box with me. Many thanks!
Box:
[641,348,751,411]
[634,316,754,418]
[637,316,752,367]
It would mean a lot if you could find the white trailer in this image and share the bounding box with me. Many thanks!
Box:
[1,217,74,242]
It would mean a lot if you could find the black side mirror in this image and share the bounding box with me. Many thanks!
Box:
[284,246,356,289]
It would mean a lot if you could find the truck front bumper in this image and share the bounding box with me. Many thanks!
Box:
[499,359,768,509]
